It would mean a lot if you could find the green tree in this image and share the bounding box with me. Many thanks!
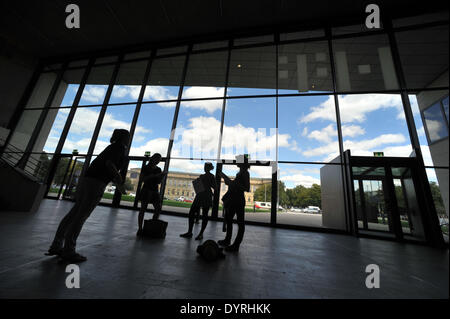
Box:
[124,177,134,191]
[254,183,272,202]
[254,181,290,207]
[429,182,445,216]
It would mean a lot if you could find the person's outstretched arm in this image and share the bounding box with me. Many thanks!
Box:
[106,160,123,184]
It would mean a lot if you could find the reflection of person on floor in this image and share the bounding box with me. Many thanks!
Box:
[46,129,130,263]
[137,153,166,236]
[180,162,216,240]
[218,161,250,252]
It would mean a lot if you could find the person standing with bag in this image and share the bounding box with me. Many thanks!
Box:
[46,129,130,263]
[180,162,216,240]
[136,153,167,236]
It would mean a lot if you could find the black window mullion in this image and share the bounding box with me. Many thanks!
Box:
[212,39,233,219]
[160,46,192,199]
[327,26,352,234]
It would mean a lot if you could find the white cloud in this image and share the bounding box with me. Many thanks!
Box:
[301,94,405,124]
[172,116,292,160]
[426,119,445,141]
[341,125,365,137]
[302,133,407,161]
[129,137,170,157]
[307,124,364,145]
[81,85,107,103]
[280,170,320,188]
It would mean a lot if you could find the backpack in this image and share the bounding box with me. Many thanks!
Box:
[197,240,226,262]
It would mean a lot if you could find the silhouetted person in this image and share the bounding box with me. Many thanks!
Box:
[180,162,216,240]
[46,129,130,263]
[218,160,250,252]
[137,153,166,236]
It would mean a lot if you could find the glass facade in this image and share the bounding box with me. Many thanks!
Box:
[2,16,449,236]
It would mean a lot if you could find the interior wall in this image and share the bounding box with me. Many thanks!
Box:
[0,43,38,145]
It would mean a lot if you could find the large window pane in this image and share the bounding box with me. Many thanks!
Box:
[34,108,70,154]
[338,94,412,157]
[143,55,185,102]
[79,64,115,106]
[221,98,276,161]
[423,102,448,144]
[277,163,345,229]
[93,105,137,155]
[278,96,340,163]
[129,103,176,157]
[162,159,215,215]
[278,41,332,94]
[227,46,276,96]
[172,99,223,159]
[396,26,449,89]
[411,91,449,166]
[62,107,101,154]
[109,60,148,104]
[333,34,399,92]
[181,51,227,99]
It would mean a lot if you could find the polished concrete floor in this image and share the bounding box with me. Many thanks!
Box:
[0,199,448,299]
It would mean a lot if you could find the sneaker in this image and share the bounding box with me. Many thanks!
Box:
[61,252,87,263]
[45,247,62,256]
[225,244,240,252]
[180,232,192,238]
[136,229,144,237]
[195,234,203,240]
[218,239,230,247]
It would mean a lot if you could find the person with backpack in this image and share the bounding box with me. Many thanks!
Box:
[180,162,216,240]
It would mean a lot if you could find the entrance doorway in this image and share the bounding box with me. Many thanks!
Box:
[348,154,432,242]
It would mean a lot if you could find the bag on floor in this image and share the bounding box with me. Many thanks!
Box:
[143,219,168,239]
[197,240,226,262]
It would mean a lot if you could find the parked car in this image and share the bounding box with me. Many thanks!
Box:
[304,206,321,214]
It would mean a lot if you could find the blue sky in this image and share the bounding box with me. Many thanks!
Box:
[41,83,438,188]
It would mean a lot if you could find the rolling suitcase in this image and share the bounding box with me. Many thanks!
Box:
[143,219,168,238]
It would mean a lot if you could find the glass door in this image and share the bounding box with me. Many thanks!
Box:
[46,154,73,199]
[351,161,427,241]
[62,156,86,200]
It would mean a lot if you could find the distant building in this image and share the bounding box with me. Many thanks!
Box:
[126,169,271,206]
